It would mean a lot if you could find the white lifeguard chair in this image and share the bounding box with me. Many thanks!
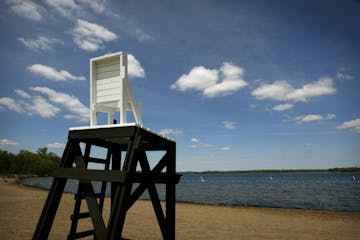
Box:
[90,52,142,126]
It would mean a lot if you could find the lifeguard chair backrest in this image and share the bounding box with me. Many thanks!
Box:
[90,52,142,126]
[92,53,125,104]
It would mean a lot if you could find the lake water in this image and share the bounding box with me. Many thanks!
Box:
[21,172,360,212]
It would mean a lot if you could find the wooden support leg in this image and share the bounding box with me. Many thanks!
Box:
[33,141,79,240]
[138,150,168,239]
[74,155,107,240]
[166,142,176,240]
[111,145,122,210]
[107,132,140,239]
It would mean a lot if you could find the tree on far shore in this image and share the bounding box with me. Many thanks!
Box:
[0,147,61,176]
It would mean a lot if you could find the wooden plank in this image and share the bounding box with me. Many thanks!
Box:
[52,169,128,183]
[130,172,181,184]
[74,157,107,240]
[96,62,120,74]
[72,229,95,239]
[107,130,141,239]
[95,56,120,68]
[96,69,120,80]
[33,141,79,240]
[97,94,121,103]
[97,81,121,91]
[69,126,174,151]
[138,150,168,239]
[111,147,122,211]
[68,126,136,140]
[97,87,122,97]
[127,152,169,209]
[166,142,176,240]
[87,157,107,164]
[96,76,121,86]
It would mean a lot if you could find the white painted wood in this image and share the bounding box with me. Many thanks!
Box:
[96,62,120,74]
[90,52,143,126]
[96,70,121,80]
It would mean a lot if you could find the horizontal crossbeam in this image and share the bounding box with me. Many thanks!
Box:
[53,168,181,184]
[53,169,128,183]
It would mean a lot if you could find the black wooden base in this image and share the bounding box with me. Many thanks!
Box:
[32,125,180,240]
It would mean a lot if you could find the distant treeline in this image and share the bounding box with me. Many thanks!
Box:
[0,148,61,176]
[183,167,360,174]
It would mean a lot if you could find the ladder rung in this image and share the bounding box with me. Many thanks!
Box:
[87,157,107,164]
[71,212,91,220]
[72,229,95,239]
[75,193,104,199]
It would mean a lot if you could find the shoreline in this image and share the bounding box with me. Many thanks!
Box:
[19,175,360,213]
[18,182,360,215]
[1,178,360,239]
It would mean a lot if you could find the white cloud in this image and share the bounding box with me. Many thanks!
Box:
[171,66,219,91]
[336,68,353,80]
[204,62,247,98]
[171,62,247,98]
[28,64,85,81]
[294,113,336,123]
[252,78,336,102]
[72,19,118,51]
[337,118,360,133]
[202,143,213,148]
[250,104,257,109]
[0,90,60,118]
[159,128,182,136]
[203,79,247,98]
[14,89,31,99]
[1,87,88,121]
[78,0,106,14]
[45,0,108,18]
[128,54,145,78]
[31,86,89,122]
[6,0,43,21]
[220,146,231,151]
[326,113,336,120]
[45,0,79,19]
[251,80,293,101]
[189,138,213,149]
[159,129,182,136]
[134,28,152,42]
[287,78,336,102]
[0,138,20,146]
[272,103,294,111]
[46,142,66,149]
[19,36,63,51]
[294,114,323,123]
[223,121,237,129]
[26,96,61,118]
[0,97,24,113]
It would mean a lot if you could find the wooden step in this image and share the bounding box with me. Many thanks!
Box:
[69,229,94,239]
[71,212,90,220]
[87,157,107,164]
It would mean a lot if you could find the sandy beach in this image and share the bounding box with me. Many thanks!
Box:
[0,178,359,240]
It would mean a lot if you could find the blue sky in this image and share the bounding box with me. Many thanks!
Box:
[0,0,359,171]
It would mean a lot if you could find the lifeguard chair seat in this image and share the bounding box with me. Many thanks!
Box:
[90,52,142,126]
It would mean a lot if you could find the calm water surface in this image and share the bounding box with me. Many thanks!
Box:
[21,172,360,211]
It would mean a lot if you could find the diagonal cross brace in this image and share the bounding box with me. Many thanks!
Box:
[137,149,168,239]
[74,154,107,240]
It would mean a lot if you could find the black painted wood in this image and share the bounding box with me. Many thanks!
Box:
[33,125,179,240]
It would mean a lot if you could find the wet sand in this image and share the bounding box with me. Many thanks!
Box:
[1,178,359,239]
